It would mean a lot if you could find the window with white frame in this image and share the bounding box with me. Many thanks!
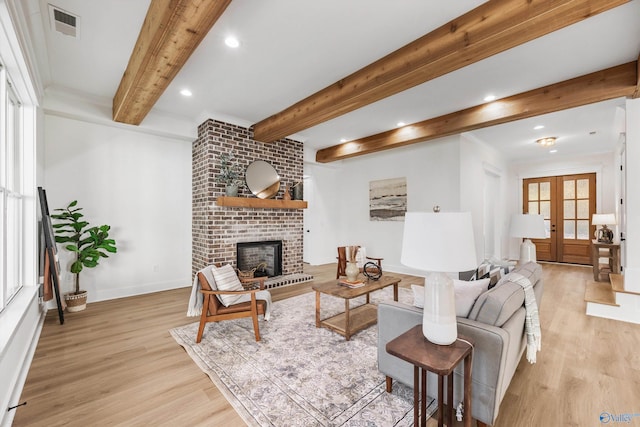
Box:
[0,64,25,312]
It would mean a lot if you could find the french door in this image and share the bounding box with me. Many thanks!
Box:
[523,173,596,264]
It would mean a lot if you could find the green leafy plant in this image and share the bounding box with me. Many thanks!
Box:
[50,200,117,295]
[215,151,243,186]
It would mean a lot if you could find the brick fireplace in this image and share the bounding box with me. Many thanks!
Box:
[192,119,305,282]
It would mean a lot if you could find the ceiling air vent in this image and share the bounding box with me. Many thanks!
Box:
[48,4,80,38]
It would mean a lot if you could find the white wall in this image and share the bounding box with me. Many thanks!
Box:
[44,114,192,302]
[303,161,342,265]
[304,136,462,273]
[624,98,640,292]
[460,134,509,263]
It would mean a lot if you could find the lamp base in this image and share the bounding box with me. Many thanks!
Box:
[518,238,537,266]
[422,272,457,345]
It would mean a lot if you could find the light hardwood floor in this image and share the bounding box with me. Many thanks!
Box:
[13,263,640,427]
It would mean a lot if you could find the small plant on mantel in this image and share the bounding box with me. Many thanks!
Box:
[215,151,244,197]
[51,200,117,312]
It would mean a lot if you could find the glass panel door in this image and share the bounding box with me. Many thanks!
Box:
[557,174,595,264]
[523,177,556,262]
[523,173,595,264]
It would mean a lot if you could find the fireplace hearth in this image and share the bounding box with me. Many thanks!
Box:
[237,241,283,278]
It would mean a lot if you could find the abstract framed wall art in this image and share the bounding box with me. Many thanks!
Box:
[369,177,407,221]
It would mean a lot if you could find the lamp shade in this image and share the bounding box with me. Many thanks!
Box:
[592,213,616,226]
[509,214,546,239]
[401,212,477,272]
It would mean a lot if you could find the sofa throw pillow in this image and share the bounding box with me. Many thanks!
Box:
[411,278,489,317]
[211,264,244,306]
[480,267,503,289]
[453,278,490,317]
[471,260,515,289]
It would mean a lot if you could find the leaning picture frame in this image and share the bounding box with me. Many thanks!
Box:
[38,187,65,324]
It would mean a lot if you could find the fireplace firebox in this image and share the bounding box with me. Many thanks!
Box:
[237,240,283,278]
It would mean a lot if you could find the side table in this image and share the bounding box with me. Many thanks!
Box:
[386,325,473,427]
[591,240,620,282]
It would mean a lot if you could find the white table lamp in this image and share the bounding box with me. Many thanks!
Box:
[592,213,616,244]
[401,211,477,345]
[509,214,546,265]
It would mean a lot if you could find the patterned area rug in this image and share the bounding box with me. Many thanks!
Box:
[170,287,436,426]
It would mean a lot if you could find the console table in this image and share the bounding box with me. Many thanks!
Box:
[591,241,620,282]
[386,326,473,427]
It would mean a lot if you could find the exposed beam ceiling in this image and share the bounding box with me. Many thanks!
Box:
[253,0,629,143]
[316,62,638,163]
[112,0,231,125]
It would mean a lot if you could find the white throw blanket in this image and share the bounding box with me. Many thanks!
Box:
[187,266,272,321]
[507,272,541,363]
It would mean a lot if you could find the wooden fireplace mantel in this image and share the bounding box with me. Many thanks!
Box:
[216,196,307,209]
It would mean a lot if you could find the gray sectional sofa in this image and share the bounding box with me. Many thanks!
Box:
[377,262,543,426]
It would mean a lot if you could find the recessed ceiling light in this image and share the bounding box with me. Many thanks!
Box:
[397,122,406,127]
[224,36,240,48]
[534,125,545,130]
[536,137,557,147]
[589,131,597,135]
[180,89,192,97]
[483,95,496,102]
[549,149,558,154]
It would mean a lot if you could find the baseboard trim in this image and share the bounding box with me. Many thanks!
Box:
[92,279,189,303]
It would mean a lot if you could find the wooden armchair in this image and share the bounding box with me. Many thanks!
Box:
[196,272,267,343]
[336,246,383,279]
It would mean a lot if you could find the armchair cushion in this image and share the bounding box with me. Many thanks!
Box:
[211,264,244,306]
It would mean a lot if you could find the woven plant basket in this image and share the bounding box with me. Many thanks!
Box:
[238,269,255,280]
[64,291,88,312]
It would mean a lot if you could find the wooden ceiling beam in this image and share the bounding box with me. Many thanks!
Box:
[113,0,231,125]
[315,62,637,163]
[634,52,640,98]
[254,0,629,143]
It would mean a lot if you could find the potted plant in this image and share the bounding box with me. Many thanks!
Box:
[50,200,117,312]
[215,151,243,196]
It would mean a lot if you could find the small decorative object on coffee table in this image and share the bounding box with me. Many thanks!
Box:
[339,279,365,288]
[386,325,473,427]
[313,275,400,340]
[363,261,382,280]
[345,245,360,282]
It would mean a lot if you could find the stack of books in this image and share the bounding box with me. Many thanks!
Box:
[339,279,365,288]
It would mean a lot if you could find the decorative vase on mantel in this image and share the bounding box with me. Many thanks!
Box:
[225,183,239,197]
[345,262,359,282]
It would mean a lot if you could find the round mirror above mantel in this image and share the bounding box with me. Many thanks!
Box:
[245,160,280,199]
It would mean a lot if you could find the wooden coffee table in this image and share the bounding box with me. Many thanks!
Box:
[312,275,400,340]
